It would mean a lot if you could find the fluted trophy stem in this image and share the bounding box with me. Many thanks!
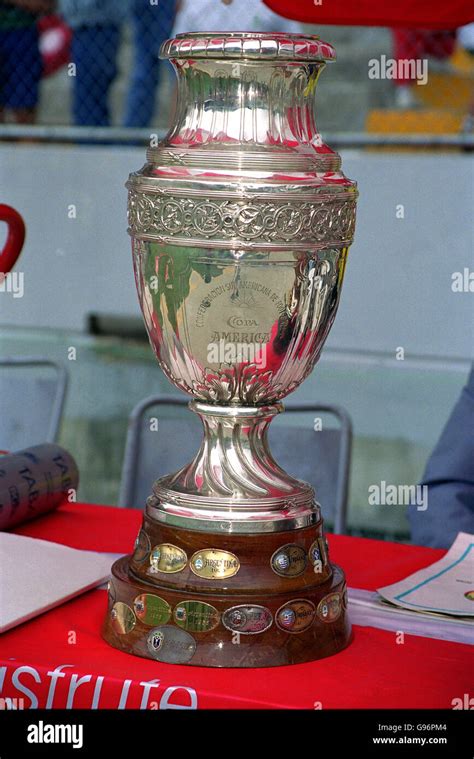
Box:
[104,31,357,667]
[170,403,291,498]
[147,401,319,533]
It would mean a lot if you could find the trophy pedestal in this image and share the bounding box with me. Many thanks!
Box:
[102,519,351,668]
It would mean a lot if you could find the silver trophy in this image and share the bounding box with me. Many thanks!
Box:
[104,32,358,667]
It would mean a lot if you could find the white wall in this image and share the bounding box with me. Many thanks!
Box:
[1,145,473,359]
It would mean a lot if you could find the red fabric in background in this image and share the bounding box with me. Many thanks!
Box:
[37,16,72,78]
[1,502,472,709]
[391,29,457,84]
[263,0,474,29]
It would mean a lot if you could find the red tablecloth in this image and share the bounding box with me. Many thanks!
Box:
[1,503,471,710]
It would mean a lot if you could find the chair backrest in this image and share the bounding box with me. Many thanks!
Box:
[119,397,352,534]
[0,358,68,451]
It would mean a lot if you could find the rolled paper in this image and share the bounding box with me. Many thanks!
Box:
[0,444,79,531]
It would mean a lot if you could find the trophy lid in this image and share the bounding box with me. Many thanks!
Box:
[160,31,336,63]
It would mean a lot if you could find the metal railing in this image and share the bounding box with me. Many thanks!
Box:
[0,125,473,149]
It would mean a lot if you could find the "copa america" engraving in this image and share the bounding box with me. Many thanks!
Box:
[227,315,258,328]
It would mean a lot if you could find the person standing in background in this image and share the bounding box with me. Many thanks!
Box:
[458,24,474,134]
[59,0,129,126]
[173,0,301,36]
[0,0,54,123]
[123,0,177,128]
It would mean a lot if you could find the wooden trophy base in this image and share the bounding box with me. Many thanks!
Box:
[102,517,352,668]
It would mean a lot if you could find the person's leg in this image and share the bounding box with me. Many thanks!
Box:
[0,26,42,123]
[0,30,7,122]
[123,0,176,128]
[71,25,120,126]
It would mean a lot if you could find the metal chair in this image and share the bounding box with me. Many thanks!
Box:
[119,395,352,534]
[0,358,68,450]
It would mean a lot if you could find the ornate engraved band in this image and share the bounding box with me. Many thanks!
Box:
[127,188,357,248]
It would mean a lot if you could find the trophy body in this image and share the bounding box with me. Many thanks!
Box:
[103,32,358,667]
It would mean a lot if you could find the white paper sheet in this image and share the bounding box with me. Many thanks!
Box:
[377,532,474,617]
[0,533,118,634]
[348,588,474,646]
